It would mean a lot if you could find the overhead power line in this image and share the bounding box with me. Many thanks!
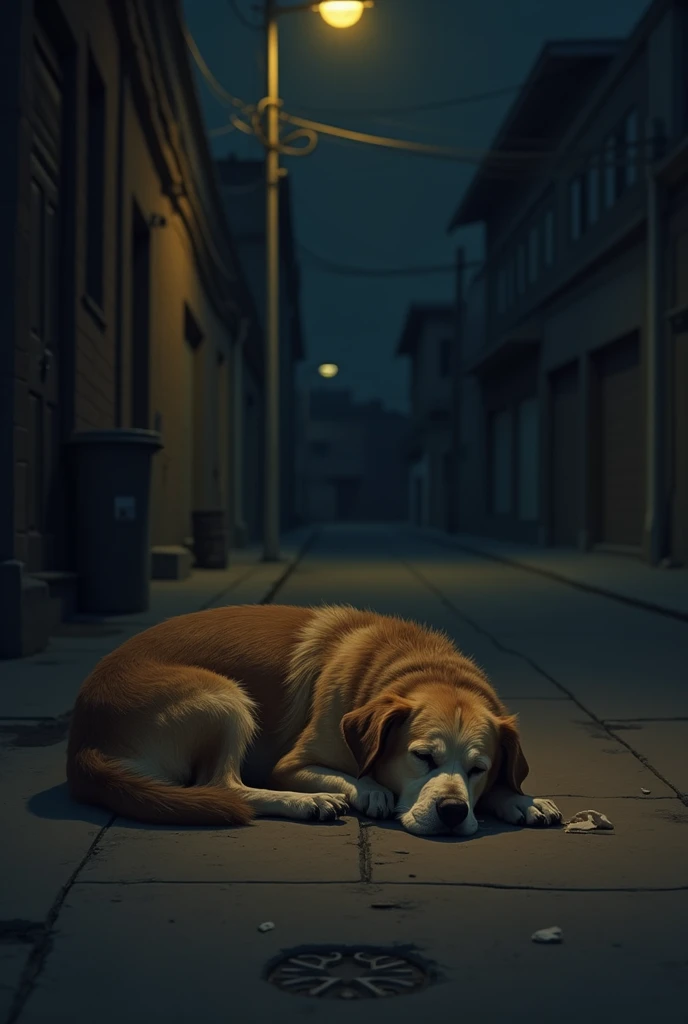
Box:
[298,243,483,277]
[185,29,660,177]
[227,0,264,31]
[291,84,523,117]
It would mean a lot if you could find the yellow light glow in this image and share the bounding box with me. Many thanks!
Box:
[318,1,365,29]
[318,363,339,378]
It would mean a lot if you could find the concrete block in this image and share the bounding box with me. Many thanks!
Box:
[366,796,688,889]
[80,817,361,884]
[17,883,688,1022]
[151,545,193,581]
[0,741,109,922]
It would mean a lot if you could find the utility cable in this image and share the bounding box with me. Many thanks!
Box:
[298,243,483,277]
[227,0,264,31]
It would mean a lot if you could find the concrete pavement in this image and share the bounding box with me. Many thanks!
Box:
[1,525,687,1023]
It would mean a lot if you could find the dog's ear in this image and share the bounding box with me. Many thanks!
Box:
[341,695,412,778]
[498,715,529,793]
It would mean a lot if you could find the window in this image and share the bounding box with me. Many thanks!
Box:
[439,337,452,377]
[490,409,512,515]
[86,51,106,308]
[528,225,539,283]
[311,441,331,457]
[624,108,639,187]
[570,177,583,240]
[516,243,526,294]
[543,209,554,266]
[517,397,539,521]
[603,134,616,209]
[587,159,600,225]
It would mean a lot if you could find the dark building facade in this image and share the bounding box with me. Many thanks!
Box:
[0,0,265,657]
[396,304,456,531]
[449,0,688,566]
[298,388,408,523]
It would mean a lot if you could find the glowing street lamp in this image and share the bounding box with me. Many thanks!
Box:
[317,363,339,378]
[317,1,371,29]
[262,0,373,561]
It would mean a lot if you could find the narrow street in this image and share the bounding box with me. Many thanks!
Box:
[2,525,687,1023]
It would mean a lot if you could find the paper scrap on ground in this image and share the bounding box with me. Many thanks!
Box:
[258,921,275,933]
[532,926,563,944]
[641,788,651,795]
[563,809,614,833]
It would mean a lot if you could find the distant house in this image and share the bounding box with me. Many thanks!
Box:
[448,0,688,565]
[396,305,456,530]
[216,156,305,542]
[299,389,408,523]
[0,0,263,656]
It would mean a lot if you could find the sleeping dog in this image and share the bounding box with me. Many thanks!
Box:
[67,603,562,836]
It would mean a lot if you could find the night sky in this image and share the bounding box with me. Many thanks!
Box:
[183,0,649,413]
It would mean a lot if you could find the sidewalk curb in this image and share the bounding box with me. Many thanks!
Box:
[419,528,688,626]
[259,527,320,605]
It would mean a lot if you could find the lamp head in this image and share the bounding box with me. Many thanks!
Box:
[316,1,371,29]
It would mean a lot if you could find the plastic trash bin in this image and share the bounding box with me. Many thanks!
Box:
[69,428,163,613]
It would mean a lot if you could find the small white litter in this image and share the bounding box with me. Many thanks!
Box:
[257,921,275,933]
[563,809,614,834]
[641,788,651,795]
[532,926,563,944]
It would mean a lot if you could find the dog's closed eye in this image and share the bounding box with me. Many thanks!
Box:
[468,765,487,778]
[412,750,436,771]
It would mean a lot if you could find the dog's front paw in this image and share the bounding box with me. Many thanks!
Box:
[486,790,562,828]
[525,797,562,827]
[349,778,395,819]
[301,792,350,822]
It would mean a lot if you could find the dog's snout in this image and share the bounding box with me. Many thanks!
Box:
[435,796,469,829]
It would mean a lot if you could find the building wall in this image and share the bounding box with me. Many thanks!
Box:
[301,390,407,523]
[0,0,251,585]
[404,311,455,532]
[667,172,688,563]
[121,103,234,546]
[452,0,688,561]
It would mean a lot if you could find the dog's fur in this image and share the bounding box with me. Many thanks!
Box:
[67,604,561,835]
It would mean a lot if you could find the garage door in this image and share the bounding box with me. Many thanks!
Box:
[549,362,579,546]
[595,333,644,547]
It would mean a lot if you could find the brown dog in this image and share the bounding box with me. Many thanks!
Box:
[67,604,561,835]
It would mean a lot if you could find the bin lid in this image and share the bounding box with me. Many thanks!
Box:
[68,429,163,449]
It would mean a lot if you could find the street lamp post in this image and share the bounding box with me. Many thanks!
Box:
[261,0,372,561]
[263,0,282,561]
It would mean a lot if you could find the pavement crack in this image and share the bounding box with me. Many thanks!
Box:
[357,822,373,883]
[5,814,115,1024]
[70,879,688,893]
[404,560,688,809]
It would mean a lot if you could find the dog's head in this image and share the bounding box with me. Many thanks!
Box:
[341,682,528,836]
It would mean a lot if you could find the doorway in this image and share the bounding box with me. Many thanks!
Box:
[26,33,65,571]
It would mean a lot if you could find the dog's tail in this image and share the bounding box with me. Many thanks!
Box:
[68,748,254,827]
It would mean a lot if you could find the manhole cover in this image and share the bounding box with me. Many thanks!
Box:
[267,948,430,999]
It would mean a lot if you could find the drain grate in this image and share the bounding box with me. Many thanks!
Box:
[267,948,430,999]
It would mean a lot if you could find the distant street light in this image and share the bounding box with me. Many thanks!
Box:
[317,1,371,29]
[262,0,373,561]
[317,363,339,378]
